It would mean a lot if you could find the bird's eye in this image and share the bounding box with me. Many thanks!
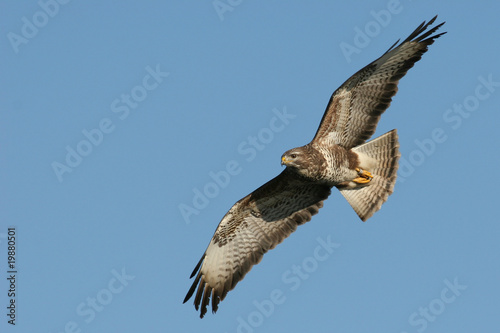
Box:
[290,153,297,159]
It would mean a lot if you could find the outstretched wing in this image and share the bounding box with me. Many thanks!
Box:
[312,16,446,149]
[183,169,331,318]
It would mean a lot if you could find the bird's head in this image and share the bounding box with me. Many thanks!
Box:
[281,147,307,170]
[281,145,325,181]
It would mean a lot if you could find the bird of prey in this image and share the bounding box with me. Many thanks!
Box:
[184,16,445,318]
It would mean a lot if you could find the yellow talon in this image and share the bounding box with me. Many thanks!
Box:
[353,168,373,184]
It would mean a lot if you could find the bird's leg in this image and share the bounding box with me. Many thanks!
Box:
[353,168,373,184]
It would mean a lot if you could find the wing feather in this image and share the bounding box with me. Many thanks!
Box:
[183,169,331,318]
[312,16,446,148]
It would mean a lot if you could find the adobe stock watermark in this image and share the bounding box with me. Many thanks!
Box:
[178,106,296,225]
[339,0,403,63]
[51,267,135,333]
[398,73,499,183]
[400,277,467,333]
[7,0,72,54]
[232,235,340,333]
[212,0,244,21]
[51,64,169,182]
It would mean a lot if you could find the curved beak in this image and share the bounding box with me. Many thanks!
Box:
[281,156,289,166]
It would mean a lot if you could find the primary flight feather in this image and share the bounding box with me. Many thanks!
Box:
[184,16,446,318]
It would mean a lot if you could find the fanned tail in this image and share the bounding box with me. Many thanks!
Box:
[338,129,400,221]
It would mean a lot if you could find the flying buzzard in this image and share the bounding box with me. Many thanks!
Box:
[184,16,445,318]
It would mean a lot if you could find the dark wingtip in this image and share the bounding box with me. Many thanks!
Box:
[383,15,446,55]
[410,15,447,44]
[189,253,205,279]
[183,270,202,304]
[183,254,206,307]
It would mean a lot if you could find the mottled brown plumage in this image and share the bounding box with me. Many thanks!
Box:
[184,16,445,318]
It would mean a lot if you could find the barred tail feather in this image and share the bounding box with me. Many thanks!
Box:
[338,129,400,221]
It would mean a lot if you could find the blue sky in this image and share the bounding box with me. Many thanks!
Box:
[1,1,500,332]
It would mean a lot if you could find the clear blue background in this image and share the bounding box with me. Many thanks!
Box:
[1,1,499,332]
